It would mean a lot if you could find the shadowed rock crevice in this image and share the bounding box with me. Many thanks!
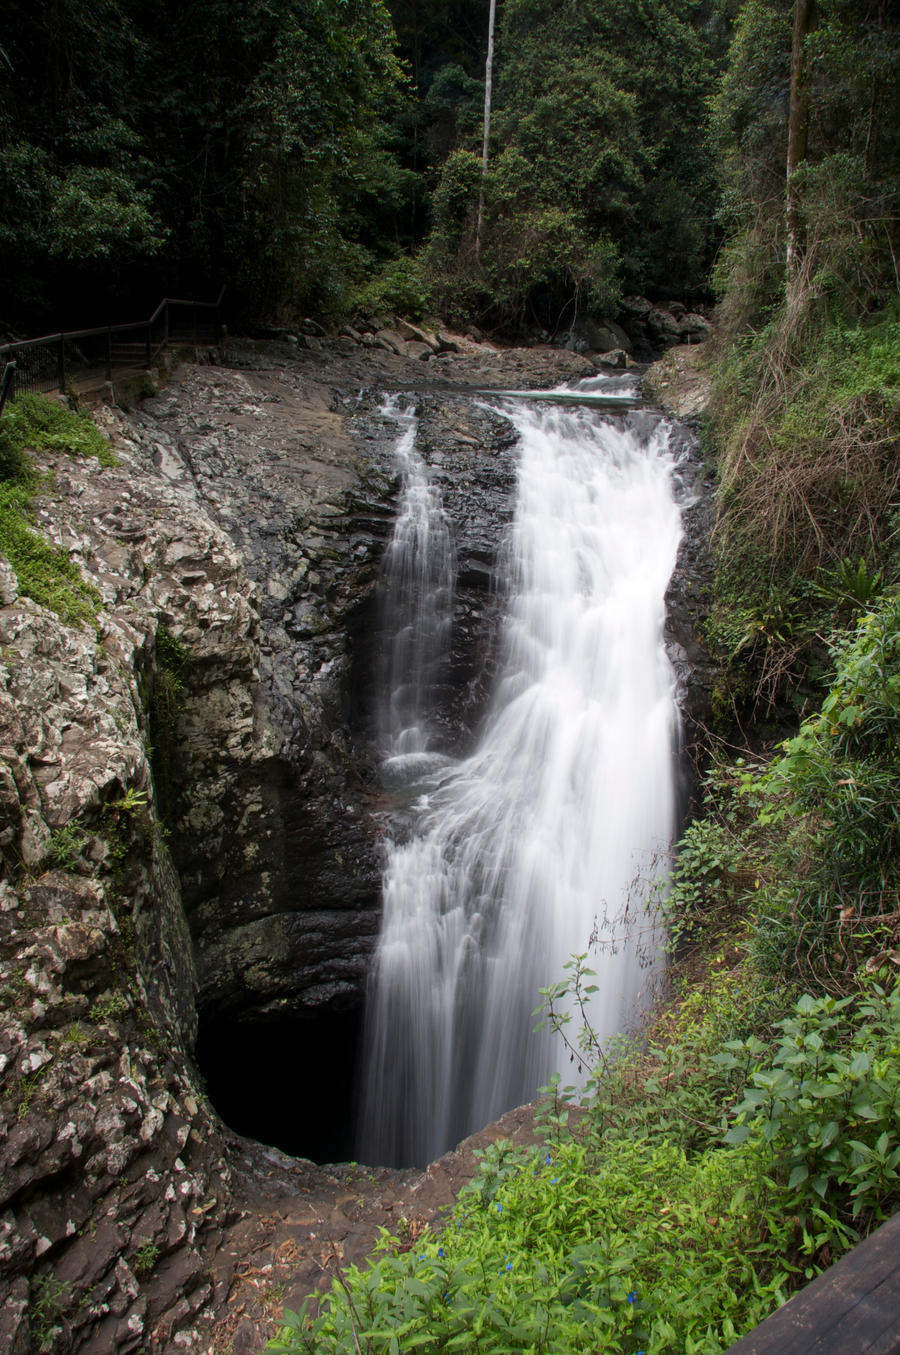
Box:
[195,1005,364,1164]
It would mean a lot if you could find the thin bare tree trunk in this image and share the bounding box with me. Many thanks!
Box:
[475,0,497,262]
[786,0,814,285]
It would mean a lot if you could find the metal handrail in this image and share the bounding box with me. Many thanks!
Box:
[0,287,225,410]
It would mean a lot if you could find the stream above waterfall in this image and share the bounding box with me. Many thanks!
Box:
[359,375,685,1168]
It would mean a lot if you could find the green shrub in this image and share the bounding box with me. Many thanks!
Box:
[269,1133,789,1355]
[750,595,900,987]
[268,966,900,1355]
[721,983,900,1256]
[351,254,432,323]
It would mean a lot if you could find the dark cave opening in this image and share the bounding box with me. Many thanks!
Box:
[195,1004,365,1164]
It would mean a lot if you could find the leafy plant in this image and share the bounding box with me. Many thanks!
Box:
[814,557,884,612]
[750,595,900,987]
[43,820,90,872]
[30,1273,70,1351]
[89,989,130,1023]
[132,1241,161,1277]
[110,787,149,815]
[720,983,900,1257]
[667,813,752,950]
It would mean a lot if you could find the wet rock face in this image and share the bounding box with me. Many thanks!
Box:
[644,350,718,797]
[118,364,391,1023]
[348,391,521,755]
[115,351,529,1027]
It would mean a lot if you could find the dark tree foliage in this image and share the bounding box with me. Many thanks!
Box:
[713,0,900,329]
[0,0,404,331]
[425,0,733,333]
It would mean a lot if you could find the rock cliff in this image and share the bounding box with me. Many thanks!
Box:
[0,337,713,1353]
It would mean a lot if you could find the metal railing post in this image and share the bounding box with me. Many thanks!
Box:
[105,328,112,380]
[57,335,65,392]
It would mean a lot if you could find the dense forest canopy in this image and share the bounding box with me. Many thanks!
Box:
[2,0,725,332]
[0,0,896,337]
[0,0,403,329]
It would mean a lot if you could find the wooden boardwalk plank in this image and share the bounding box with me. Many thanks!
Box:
[726,1210,900,1355]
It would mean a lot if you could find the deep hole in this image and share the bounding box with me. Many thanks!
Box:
[195,1005,364,1164]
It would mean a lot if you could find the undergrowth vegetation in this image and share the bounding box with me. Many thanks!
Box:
[705,310,900,717]
[0,394,112,628]
[269,948,900,1355]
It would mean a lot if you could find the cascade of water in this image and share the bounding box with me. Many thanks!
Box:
[360,392,684,1168]
[376,398,456,781]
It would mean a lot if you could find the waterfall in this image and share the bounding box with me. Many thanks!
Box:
[376,397,456,783]
[360,388,684,1168]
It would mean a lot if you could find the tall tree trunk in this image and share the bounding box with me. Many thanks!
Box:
[475,0,497,262]
[786,0,815,287]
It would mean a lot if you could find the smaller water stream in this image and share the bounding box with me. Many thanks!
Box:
[377,396,456,786]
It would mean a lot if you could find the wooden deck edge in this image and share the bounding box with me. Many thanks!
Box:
[725,1210,900,1355]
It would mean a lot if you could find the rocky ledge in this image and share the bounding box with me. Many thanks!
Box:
[0,335,714,1353]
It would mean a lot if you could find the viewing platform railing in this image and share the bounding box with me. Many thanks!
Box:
[0,286,225,410]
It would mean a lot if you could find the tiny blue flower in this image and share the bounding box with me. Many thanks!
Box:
[545,1154,552,1165]
[626,1291,637,1305]
[438,1248,445,1257]
[418,1254,426,1261]
[505,1261,513,1271]
[551,1177,559,1184]
[496,1203,502,1212]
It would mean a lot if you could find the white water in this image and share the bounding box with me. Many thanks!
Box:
[377,397,455,783]
[360,390,683,1167]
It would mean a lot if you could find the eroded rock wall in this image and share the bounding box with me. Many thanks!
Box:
[0,440,254,1349]
[114,355,525,1026]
